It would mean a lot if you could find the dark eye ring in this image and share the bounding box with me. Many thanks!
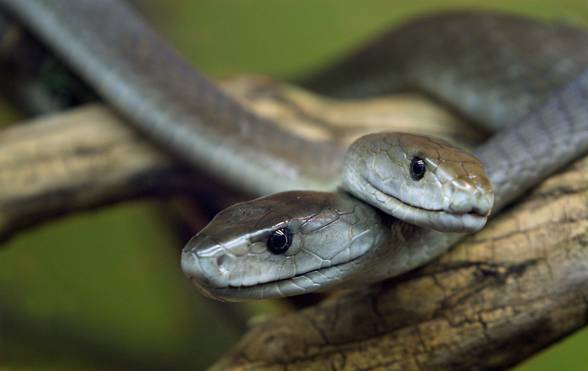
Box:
[266,227,293,254]
[410,157,426,181]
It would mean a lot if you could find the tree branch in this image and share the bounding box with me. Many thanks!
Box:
[214,156,588,370]
[0,77,469,241]
[2,75,585,369]
[0,104,194,241]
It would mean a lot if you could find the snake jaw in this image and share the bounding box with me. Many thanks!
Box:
[181,191,385,301]
[342,167,492,233]
[182,231,380,301]
[181,243,364,301]
[369,179,490,233]
[342,133,494,233]
[182,252,365,302]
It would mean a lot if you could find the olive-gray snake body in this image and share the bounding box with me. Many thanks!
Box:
[4,0,588,300]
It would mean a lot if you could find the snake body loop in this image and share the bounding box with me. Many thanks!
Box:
[0,0,345,195]
[4,1,588,300]
[185,70,588,300]
[183,12,588,300]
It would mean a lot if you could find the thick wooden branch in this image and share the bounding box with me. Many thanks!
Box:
[2,76,586,368]
[0,104,195,241]
[0,78,469,241]
[215,156,588,370]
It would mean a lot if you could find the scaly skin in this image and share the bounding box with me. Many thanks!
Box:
[342,133,493,233]
[185,71,588,300]
[3,1,588,300]
[185,14,588,300]
[0,0,345,195]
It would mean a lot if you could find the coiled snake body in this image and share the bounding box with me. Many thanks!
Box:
[5,1,588,300]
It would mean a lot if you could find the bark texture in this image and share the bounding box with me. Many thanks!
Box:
[0,104,194,241]
[5,76,581,370]
[3,4,586,368]
[214,155,588,370]
[0,77,468,241]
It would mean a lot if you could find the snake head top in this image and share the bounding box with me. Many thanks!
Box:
[342,133,494,232]
[182,191,385,301]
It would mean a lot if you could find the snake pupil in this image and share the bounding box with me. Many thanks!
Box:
[410,157,426,180]
[267,227,292,254]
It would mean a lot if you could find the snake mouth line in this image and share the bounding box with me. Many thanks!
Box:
[390,191,487,217]
[195,250,368,300]
[361,179,489,233]
[232,252,365,289]
[368,179,488,218]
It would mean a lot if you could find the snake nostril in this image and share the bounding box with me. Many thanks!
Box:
[470,201,491,216]
[470,206,482,215]
[216,255,226,267]
[216,255,231,275]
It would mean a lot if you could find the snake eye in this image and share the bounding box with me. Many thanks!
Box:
[266,227,292,254]
[410,157,426,181]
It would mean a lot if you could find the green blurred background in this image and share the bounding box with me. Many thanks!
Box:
[1,0,588,369]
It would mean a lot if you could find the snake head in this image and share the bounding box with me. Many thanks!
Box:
[342,133,494,232]
[181,191,385,301]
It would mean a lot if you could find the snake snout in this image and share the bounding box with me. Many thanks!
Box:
[181,249,225,289]
[447,179,494,217]
[472,192,494,216]
[181,235,235,289]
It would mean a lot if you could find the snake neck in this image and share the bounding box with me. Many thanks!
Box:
[1,0,345,195]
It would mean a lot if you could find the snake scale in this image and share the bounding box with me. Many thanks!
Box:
[4,1,588,300]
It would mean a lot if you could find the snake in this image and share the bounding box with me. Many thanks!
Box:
[4,1,588,301]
